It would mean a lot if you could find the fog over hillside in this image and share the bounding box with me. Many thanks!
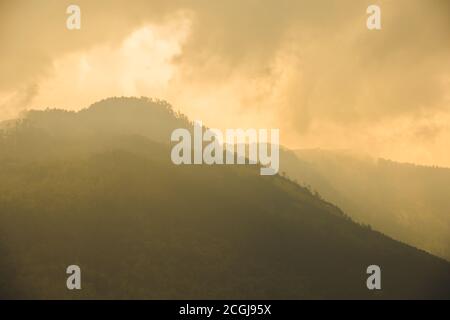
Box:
[0,97,449,299]
[280,148,450,261]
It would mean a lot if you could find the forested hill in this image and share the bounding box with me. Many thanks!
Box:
[280,148,450,261]
[0,97,449,299]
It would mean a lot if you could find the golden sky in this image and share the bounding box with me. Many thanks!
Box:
[1,0,449,166]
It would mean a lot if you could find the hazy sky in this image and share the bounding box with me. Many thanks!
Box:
[1,0,449,166]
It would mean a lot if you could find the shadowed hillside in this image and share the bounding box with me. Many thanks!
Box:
[0,97,449,299]
[280,148,450,261]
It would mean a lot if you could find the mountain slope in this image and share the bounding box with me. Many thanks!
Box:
[280,148,450,261]
[0,97,449,299]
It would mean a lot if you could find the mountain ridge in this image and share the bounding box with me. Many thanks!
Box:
[280,147,450,261]
[0,97,449,299]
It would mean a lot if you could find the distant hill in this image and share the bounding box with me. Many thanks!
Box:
[0,97,449,299]
[280,148,450,261]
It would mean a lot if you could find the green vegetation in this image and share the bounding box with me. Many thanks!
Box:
[0,97,449,299]
[281,148,450,261]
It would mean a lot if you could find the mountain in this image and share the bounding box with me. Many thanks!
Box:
[280,148,450,261]
[0,97,449,299]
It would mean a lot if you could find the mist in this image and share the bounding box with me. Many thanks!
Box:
[1,0,450,166]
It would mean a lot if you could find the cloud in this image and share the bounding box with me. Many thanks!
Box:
[1,0,449,165]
